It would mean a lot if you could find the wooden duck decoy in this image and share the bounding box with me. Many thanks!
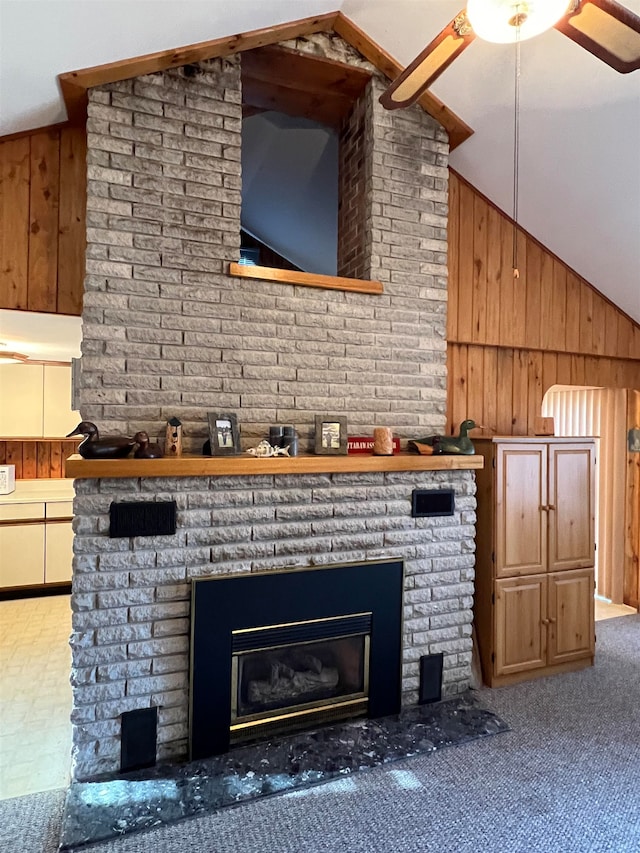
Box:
[66,421,136,459]
[407,419,479,456]
[133,431,164,459]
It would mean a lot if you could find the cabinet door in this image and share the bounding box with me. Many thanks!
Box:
[0,364,44,437]
[547,568,595,665]
[495,443,547,577]
[44,521,73,583]
[494,576,547,677]
[0,524,45,587]
[43,365,81,437]
[548,443,595,572]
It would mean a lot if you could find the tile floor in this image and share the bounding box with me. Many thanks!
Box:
[0,593,72,800]
[0,593,636,802]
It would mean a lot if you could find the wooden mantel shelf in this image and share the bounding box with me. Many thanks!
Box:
[65,453,484,480]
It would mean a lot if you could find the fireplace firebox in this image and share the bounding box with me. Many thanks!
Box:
[190,560,403,758]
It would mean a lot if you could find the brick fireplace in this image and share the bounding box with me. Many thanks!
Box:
[69,32,477,782]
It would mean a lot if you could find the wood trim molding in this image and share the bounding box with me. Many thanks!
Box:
[229,262,384,294]
[54,11,472,149]
[58,12,339,121]
[65,452,484,479]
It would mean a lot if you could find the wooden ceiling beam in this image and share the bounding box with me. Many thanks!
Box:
[57,12,339,116]
[55,10,472,149]
[242,77,354,129]
[241,45,371,99]
[242,45,371,129]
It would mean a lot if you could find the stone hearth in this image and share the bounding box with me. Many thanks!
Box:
[60,694,508,850]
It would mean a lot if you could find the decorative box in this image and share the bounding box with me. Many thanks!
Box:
[347,436,401,454]
[0,465,16,495]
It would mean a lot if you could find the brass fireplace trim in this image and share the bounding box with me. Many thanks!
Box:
[230,695,369,735]
[231,610,372,637]
[230,622,371,725]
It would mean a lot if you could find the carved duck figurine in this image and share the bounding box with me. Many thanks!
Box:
[407,419,479,456]
[133,431,164,459]
[66,421,136,459]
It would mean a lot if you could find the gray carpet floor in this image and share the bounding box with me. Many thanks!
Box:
[2,614,638,853]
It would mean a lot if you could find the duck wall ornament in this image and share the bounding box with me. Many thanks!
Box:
[407,419,480,455]
[66,421,136,459]
[133,431,164,459]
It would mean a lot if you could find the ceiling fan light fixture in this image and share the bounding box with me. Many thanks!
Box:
[467,0,572,43]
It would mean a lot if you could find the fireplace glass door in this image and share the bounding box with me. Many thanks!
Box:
[230,612,371,741]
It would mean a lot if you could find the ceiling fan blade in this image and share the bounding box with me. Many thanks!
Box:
[555,0,640,72]
[380,11,476,110]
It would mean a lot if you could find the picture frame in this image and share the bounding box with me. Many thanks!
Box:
[314,415,348,455]
[207,412,241,456]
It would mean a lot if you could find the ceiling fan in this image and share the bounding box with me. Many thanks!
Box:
[380,0,640,110]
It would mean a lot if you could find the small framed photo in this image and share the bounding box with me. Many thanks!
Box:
[315,415,348,455]
[207,412,241,456]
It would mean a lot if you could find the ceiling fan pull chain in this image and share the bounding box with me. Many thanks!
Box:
[512,19,522,280]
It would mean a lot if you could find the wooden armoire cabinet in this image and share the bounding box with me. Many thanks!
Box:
[473,437,596,687]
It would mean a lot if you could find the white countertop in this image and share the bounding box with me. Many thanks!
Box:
[0,479,74,506]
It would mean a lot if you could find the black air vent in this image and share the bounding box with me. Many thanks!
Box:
[109,501,177,538]
[411,489,455,518]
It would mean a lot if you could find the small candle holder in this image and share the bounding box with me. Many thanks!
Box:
[373,427,394,456]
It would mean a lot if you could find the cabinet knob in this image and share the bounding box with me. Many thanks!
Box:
[540,505,549,512]
[548,617,557,624]
[548,505,556,511]
[541,618,550,625]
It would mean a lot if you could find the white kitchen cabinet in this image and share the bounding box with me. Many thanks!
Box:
[0,363,80,437]
[0,496,73,590]
[44,500,74,583]
[43,365,80,437]
[44,522,74,583]
[0,502,46,587]
[0,364,44,437]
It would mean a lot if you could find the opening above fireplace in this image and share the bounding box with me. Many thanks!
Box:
[190,559,404,759]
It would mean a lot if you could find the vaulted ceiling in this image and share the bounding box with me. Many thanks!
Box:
[0,0,638,322]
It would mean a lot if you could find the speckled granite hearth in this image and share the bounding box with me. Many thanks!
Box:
[59,693,508,850]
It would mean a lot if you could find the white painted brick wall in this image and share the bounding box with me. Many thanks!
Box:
[71,469,475,779]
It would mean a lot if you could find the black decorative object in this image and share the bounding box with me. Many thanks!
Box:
[120,707,158,773]
[411,488,455,518]
[407,419,478,455]
[419,653,444,704]
[110,501,177,538]
[133,431,164,458]
[66,421,136,459]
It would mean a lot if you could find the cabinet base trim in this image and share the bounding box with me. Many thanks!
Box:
[0,582,71,601]
[486,656,593,688]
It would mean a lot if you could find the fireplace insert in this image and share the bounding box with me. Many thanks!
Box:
[190,559,403,758]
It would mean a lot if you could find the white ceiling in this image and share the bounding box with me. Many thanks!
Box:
[0,310,81,362]
[0,0,638,323]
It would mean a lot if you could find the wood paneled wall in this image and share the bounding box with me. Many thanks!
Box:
[0,440,80,479]
[625,391,640,610]
[0,125,86,315]
[448,170,640,608]
[447,170,640,436]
